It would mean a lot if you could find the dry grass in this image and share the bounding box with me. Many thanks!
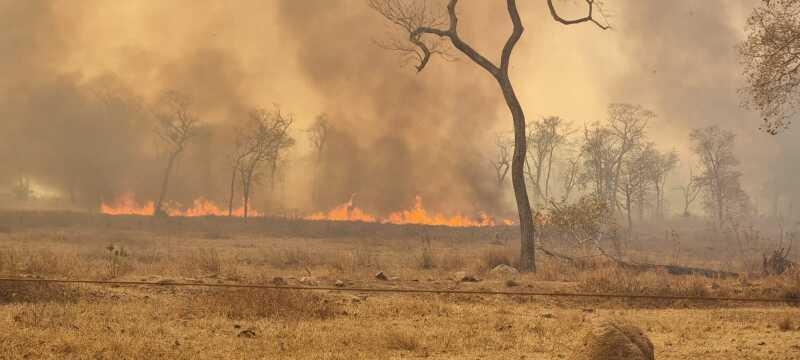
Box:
[200,288,338,320]
[1,220,799,359]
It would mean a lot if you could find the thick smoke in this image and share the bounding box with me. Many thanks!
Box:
[0,0,797,218]
[276,0,508,214]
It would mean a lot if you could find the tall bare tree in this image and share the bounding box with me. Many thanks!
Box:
[236,107,295,220]
[676,165,702,217]
[153,91,199,216]
[650,147,679,218]
[525,116,571,204]
[490,134,513,186]
[690,126,746,227]
[369,0,608,272]
[581,103,651,212]
[740,0,800,134]
[307,114,331,205]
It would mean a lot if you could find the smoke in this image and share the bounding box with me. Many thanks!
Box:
[1,0,797,218]
[276,0,507,214]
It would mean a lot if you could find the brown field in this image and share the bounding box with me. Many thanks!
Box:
[1,212,799,359]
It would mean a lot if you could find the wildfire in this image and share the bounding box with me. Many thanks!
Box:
[100,192,260,217]
[305,195,376,222]
[306,195,511,227]
[101,192,510,227]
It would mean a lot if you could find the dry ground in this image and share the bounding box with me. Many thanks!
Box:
[1,217,799,359]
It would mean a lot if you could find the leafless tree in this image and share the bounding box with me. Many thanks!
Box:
[152,91,199,216]
[490,135,513,186]
[650,147,679,218]
[676,166,702,217]
[307,114,331,205]
[236,107,295,220]
[369,0,608,272]
[581,103,651,212]
[617,144,654,237]
[525,116,572,205]
[690,126,747,227]
[739,0,800,134]
[560,153,582,203]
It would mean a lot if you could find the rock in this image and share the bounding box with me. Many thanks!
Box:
[489,264,519,279]
[578,321,654,360]
[460,275,480,283]
[334,280,345,287]
[237,328,257,338]
[505,279,521,287]
[299,276,318,286]
[272,277,287,286]
[375,271,389,281]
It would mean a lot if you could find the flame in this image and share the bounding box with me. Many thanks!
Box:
[100,192,154,216]
[100,193,260,217]
[386,196,495,227]
[305,194,376,222]
[306,195,512,227]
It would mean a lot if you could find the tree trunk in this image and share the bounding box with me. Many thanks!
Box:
[227,167,237,217]
[154,152,178,216]
[497,75,536,272]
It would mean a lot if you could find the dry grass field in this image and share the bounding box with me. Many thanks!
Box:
[1,212,799,359]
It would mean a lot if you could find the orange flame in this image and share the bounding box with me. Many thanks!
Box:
[305,194,376,222]
[100,193,260,217]
[306,195,511,227]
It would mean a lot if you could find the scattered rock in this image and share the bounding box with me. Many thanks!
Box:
[578,321,654,360]
[237,328,257,338]
[489,264,520,279]
[272,277,287,286]
[460,275,480,283]
[334,280,345,287]
[375,271,389,281]
[299,276,318,286]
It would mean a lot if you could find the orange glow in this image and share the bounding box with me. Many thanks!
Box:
[305,194,376,222]
[100,193,260,217]
[100,192,154,216]
[306,195,512,227]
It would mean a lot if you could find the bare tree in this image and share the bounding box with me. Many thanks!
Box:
[236,107,295,220]
[617,144,654,237]
[650,147,679,218]
[560,153,582,203]
[307,114,331,205]
[152,91,199,216]
[676,165,702,217]
[740,0,800,134]
[369,0,608,272]
[690,126,746,227]
[490,135,512,186]
[525,116,571,205]
[581,103,651,212]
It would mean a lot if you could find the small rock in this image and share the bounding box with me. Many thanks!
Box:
[272,277,287,286]
[238,328,257,338]
[375,271,389,281]
[505,279,521,287]
[299,276,318,286]
[461,275,480,283]
[489,264,519,279]
[334,280,345,287]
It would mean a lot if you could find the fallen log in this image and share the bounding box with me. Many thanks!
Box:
[537,245,739,279]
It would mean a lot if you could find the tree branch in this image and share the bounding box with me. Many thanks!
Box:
[547,0,610,30]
